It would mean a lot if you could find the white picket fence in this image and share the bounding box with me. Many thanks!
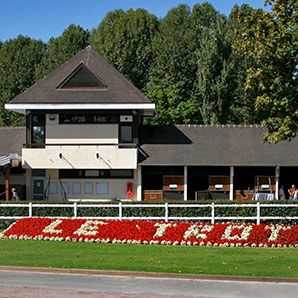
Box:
[1,202,298,224]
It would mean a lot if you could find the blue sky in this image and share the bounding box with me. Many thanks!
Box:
[0,0,269,42]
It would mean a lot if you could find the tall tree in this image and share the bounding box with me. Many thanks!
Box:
[0,36,45,126]
[90,8,159,90]
[36,24,90,80]
[146,4,203,124]
[233,0,298,143]
[193,15,236,124]
[225,4,263,124]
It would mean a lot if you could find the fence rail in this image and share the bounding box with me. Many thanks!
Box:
[0,202,298,224]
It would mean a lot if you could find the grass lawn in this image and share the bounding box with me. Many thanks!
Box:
[0,240,297,277]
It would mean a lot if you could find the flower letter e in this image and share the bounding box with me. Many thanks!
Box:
[42,219,63,234]
[74,220,107,236]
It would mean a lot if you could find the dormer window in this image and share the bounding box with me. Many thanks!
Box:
[57,63,107,90]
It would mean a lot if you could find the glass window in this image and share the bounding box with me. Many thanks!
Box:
[60,114,119,124]
[96,182,108,194]
[32,169,46,177]
[61,182,69,194]
[84,182,93,194]
[60,114,86,124]
[110,170,133,178]
[93,115,118,123]
[85,170,99,177]
[32,114,45,145]
[72,182,81,194]
[49,182,58,194]
[120,125,133,143]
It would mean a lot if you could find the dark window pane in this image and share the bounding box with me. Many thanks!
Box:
[32,126,45,144]
[110,170,133,178]
[120,126,132,143]
[93,115,118,123]
[32,115,45,124]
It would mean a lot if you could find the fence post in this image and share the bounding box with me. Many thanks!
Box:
[211,203,215,224]
[74,203,77,219]
[119,202,122,220]
[29,202,32,217]
[257,202,260,225]
[165,202,168,222]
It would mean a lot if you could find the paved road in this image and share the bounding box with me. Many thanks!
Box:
[0,270,298,298]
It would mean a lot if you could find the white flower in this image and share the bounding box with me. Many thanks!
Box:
[265,225,283,242]
[251,243,256,247]
[199,242,205,247]
[74,220,107,236]
[184,224,214,240]
[42,219,63,234]
[221,224,253,241]
[153,223,172,238]
[143,240,148,245]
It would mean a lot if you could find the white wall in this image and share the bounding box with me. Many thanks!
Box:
[22,146,137,169]
[43,169,138,201]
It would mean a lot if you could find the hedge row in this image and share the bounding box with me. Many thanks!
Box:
[1,200,298,229]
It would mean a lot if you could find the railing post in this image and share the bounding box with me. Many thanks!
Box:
[119,202,122,220]
[165,202,168,222]
[257,202,260,225]
[29,202,32,217]
[211,203,215,224]
[74,203,77,219]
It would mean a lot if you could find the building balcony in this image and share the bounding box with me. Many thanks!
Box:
[22,143,137,169]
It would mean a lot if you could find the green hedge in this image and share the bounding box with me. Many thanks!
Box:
[1,200,298,229]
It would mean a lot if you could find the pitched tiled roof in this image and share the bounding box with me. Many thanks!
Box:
[139,125,298,166]
[9,46,151,105]
[0,127,25,155]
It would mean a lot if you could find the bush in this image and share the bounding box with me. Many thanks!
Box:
[0,200,298,229]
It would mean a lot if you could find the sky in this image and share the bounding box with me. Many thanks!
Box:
[0,0,269,43]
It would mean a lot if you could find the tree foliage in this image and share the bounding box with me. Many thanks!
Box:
[36,24,90,80]
[146,4,205,124]
[90,8,159,90]
[0,36,45,126]
[233,0,298,143]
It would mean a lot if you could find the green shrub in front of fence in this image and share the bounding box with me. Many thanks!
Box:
[1,201,298,229]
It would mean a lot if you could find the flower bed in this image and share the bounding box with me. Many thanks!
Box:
[1,218,298,248]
